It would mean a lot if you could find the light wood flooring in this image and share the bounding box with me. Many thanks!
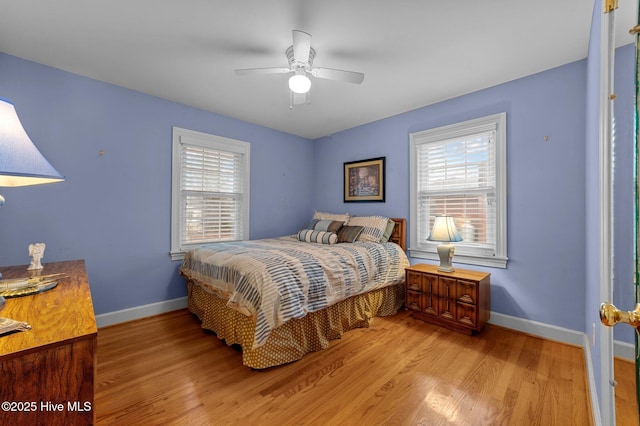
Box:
[95,309,594,425]
[616,356,639,426]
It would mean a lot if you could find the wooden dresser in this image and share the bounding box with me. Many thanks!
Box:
[0,260,97,426]
[405,263,490,335]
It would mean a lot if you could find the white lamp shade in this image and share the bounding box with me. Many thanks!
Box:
[0,98,64,187]
[288,72,312,94]
[427,216,463,242]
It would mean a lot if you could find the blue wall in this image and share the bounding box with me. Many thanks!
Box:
[0,9,635,361]
[0,53,314,315]
[314,59,588,332]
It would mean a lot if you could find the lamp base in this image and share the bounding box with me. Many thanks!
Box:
[436,243,456,272]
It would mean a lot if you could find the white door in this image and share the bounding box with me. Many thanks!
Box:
[599,2,640,425]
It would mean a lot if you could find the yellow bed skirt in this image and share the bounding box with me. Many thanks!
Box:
[186,281,405,369]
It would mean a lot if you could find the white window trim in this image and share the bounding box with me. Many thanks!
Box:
[409,113,508,269]
[170,127,250,261]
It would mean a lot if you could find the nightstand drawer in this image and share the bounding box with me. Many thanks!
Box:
[457,302,477,327]
[421,293,438,316]
[406,270,421,291]
[438,295,455,321]
[456,280,477,305]
[405,290,421,311]
[405,290,438,316]
[406,270,437,293]
[438,276,457,298]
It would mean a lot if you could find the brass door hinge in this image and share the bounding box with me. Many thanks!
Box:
[604,0,618,13]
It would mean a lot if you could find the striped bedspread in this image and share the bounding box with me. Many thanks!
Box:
[180,236,410,349]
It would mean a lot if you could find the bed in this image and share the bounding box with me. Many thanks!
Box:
[180,214,410,369]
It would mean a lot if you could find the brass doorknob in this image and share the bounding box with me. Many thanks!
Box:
[600,302,640,329]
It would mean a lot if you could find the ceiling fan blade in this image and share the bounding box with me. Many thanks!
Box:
[292,30,311,64]
[311,68,364,84]
[235,67,291,76]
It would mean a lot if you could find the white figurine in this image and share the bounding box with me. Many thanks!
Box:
[27,243,46,270]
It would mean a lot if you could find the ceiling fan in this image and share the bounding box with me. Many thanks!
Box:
[234,30,365,106]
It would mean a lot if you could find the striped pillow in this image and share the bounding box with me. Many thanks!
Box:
[297,229,338,244]
[346,215,390,243]
[313,211,351,225]
[307,219,343,233]
[336,226,364,243]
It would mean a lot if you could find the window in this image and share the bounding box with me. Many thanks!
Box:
[409,113,507,268]
[170,127,250,260]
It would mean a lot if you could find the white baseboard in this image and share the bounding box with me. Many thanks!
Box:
[489,311,635,358]
[97,303,635,356]
[584,333,602,426]
[95,296,188,328]
[97,304,636,360]
[488,311,585,346]
[614,340,635,361]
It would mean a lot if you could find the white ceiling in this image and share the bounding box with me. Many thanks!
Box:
[0,1,636,139]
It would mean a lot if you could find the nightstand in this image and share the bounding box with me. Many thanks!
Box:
[405,263,490,335]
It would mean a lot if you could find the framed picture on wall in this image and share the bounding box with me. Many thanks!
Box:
[344,157,385,202]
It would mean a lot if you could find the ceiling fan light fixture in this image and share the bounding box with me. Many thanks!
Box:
[235,30,364,103]
[288,70,311,94]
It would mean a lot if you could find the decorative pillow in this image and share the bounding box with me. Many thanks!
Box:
[336,226,364,243]
[313,211,350,225]
[346,215,390,243]
[307,219,343,233]
[380,219,396,243]
[297,229,338,244]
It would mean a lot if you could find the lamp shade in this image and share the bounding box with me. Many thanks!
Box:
[427,216,463,242]
[0,98,64,187]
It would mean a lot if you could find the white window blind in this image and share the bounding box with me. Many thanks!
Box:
[410,113,507,268]
[417,130,496,252]
[171,127,250,260]
[180,145,245,245]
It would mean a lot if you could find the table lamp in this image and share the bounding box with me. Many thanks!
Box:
[0,98,64,191]
[427,215,462,272]
[0,97,65,279]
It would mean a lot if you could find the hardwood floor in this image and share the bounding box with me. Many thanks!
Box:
[95,309,592,425]
[616,357,639,426]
